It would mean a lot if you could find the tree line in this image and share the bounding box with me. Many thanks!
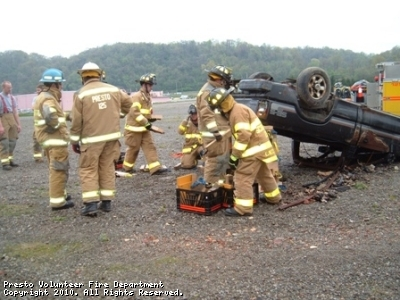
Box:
[1,40,399,95]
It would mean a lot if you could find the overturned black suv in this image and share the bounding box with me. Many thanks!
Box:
[233,67,400,169]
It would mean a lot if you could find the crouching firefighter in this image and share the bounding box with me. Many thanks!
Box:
[177,104,203,169]
[33,69,74,210]
[206,87,282,216]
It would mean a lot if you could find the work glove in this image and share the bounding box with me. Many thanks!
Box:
[72,144,81,154]
[145,122,152,130]
[229,155,239,170]
[212,131,222,141]
[199,147,206,158]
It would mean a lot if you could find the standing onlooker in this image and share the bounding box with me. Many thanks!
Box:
[70,62,132,216]
[196,65,232,184]
[206,87,281,216]
[32,84,44,162]
[177,104,203,169]
[33,69,74,210]
[123,73,169,175]
[0,81,21,170]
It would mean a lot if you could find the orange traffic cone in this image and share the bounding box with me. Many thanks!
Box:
[356,86,364,103]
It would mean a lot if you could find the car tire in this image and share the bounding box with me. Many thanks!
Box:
[296,67,331,108]
[249,72,274,81]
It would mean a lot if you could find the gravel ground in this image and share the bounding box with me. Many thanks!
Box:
[1,100,400,300]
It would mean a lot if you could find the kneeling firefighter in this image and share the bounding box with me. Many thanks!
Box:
[177,104,203,169]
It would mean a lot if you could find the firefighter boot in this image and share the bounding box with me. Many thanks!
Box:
[9,161,19,167]
[52,200,75,211]
[124,168,137,174]
[99,200,111,212]
[151,166,170,175]
[224,207,253,217]
[2,165,12,171]
[81,202,99,216]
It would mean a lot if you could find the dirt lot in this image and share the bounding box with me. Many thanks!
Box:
[1,100,400,300]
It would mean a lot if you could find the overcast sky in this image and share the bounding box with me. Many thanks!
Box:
[3,0,399,58]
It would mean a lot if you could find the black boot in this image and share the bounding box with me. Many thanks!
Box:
[9,161,19,167]
[224,207,252,217]
[81,202,98,216]
[2,165,12,171]
[99,200,111,212]
[52,200,75,211]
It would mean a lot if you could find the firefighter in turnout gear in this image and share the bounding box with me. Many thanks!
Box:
[207,87,282,216]
[196,65,232,184]
[70,62,132,216]
[177,104,203,169]
[123,73,169,175]
[33,69,74,210]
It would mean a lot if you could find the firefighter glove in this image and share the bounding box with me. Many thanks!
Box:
[229,155,239,170]
[72,144,81,154]
[212,131,222,141]
[199,147,206,158]
[145,122,152,130]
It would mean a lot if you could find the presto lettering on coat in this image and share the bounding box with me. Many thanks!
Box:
[92,93,111,110]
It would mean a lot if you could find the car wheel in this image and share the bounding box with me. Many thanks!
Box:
[296,67,331,108]
[249,72,274,81]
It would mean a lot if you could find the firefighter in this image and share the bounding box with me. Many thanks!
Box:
[70,62,132,216]
[0,81,21,170]
[177,104,203,169]
[123,73,169,175]
[33,69,74,210]
[196,65,232,184]
[32,84,45,162]
[206,87,282,216]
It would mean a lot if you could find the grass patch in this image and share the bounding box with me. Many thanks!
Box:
[105,263,137,273]
[158,204,166,214]
[372,202,380,209]
[5,242,84,260]
[52,216,67,222]
[354,181,367,190]
[0,204,33,217]
[99,233,110,242]
[19,112,33,117]
[153,256,178,266]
